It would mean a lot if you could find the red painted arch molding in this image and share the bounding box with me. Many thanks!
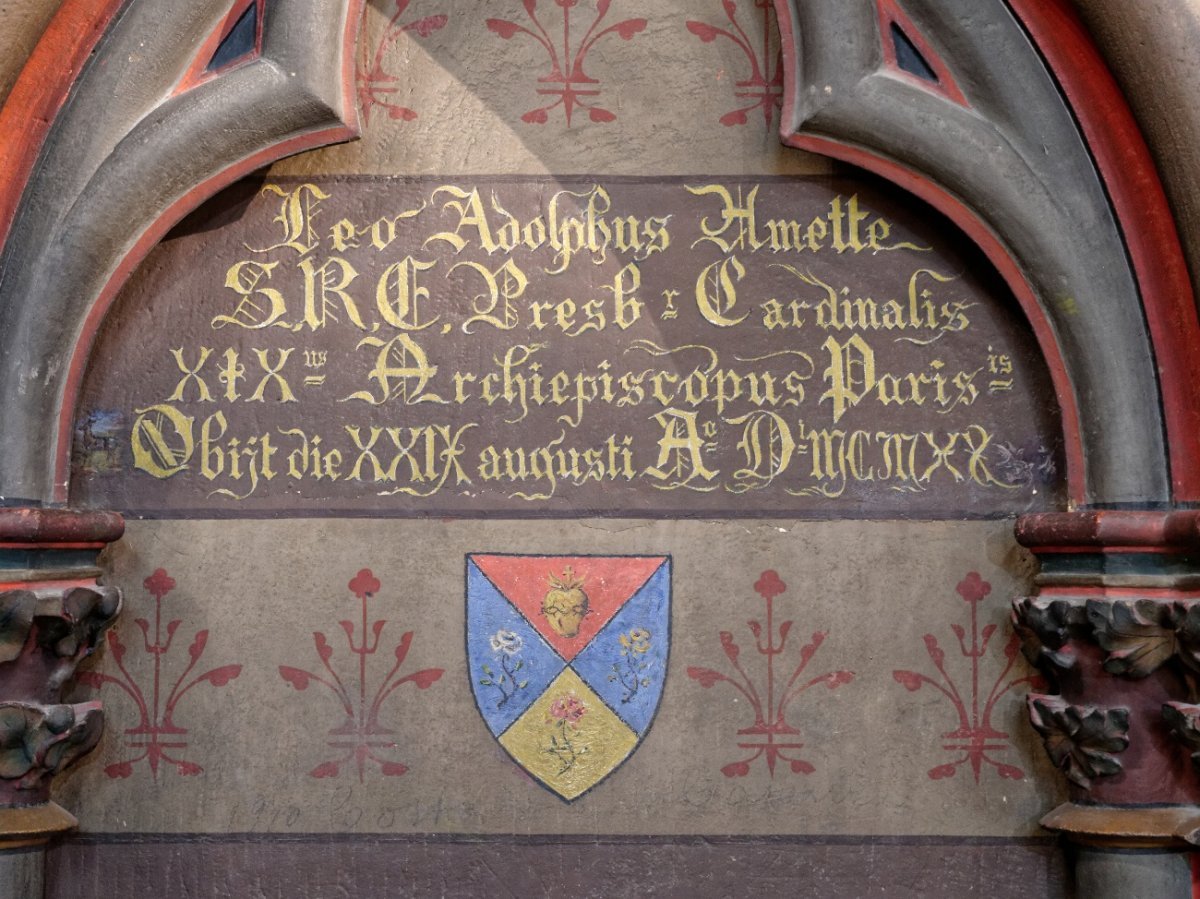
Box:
[1007,0,1200,503]
[0,0,125,254]
[0,0,367,503]
[49,3,366,502]
[775,0,1200,505]
[4,0,1196,506]
[784,132,1089,506]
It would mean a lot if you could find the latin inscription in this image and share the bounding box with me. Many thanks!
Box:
[71,176,1062,516]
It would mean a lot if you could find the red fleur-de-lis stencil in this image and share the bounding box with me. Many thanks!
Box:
[76,568,242,780]
[893,571,1046,783]
[687,0,784,127]
[487,0,647,126]
[688,570,854,777]
[279,569,444,781]
[358,0,449,125]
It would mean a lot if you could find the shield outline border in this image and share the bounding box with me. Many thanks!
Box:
[464,551,673,804]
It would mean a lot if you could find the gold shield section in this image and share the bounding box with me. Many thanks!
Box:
[499,668,639,801]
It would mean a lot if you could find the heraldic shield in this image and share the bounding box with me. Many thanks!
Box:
[467,554,670,801]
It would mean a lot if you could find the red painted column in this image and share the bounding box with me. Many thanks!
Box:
[0,509,123,853]
[1014,511,1200,896]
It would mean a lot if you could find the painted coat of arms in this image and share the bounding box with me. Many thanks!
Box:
[466,554,670,801]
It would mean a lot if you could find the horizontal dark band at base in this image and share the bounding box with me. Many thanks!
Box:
[46,833,1068,898]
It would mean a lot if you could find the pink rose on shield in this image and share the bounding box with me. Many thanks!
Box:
[548,694,587,727]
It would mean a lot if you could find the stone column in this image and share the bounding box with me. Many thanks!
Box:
[1013,511,1200,899]
[0,508,123,896]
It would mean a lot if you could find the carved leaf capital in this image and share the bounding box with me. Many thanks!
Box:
[1162,701,1200,771]
[0,585,121,666]
[39,586,122,660]
[1027,694,1129,789]
[0,592,37,664]
[1173,602,1200,674]
[0,701,103,794]
[1014,596,1200,683]
[1086,598,1180,678]
[1011,596,1086,672]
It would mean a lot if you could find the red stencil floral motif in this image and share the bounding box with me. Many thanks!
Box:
[893,571,1045,783]
[688,570,854,777]
[77,568,242,780]
[279,569,444,781]
[358,0,448,125]
[487,0,647,126]
[687,0,784,127]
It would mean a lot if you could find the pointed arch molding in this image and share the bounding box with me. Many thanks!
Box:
[774,0,1200,507]
[0,0,1196,509]
[0,0,363,505]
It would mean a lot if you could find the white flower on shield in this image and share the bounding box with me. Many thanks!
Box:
[490,629,523,655]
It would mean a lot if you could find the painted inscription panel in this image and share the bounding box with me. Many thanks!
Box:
[71,175,1062,516]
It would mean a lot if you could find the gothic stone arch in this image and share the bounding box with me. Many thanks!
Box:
[0,1,1197,896]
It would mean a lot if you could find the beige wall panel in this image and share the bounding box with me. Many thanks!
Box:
[56,518,1063,836]
[275,0,829,177]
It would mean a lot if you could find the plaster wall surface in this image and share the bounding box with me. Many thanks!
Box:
[58,518,1061,837]
[0,0,62,106]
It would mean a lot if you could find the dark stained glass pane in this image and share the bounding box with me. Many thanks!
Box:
[891,22,938,83]
[208,2,257,72]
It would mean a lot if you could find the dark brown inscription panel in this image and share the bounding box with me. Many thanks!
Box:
[71,175,1063,517]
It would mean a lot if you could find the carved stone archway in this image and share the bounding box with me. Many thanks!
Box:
[1,0,1198,895]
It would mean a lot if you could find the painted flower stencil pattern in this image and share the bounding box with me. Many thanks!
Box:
[279,569,444,781]
[358,0,449,125]
[487,0,647,125]
[893,572,1045,782]
[687,0,784,127]
[688,570,854,778]
[76,568,241,780]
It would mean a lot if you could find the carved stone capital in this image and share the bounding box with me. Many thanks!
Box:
[1026,694,1129,789]
[0,701,103,806]
[1012,511,1200,846]
[1013,596,1200,682]
[0,585,121,703]
[1012,596,1088,672]
[0,508,123,845]
[1162,702,1200,769]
